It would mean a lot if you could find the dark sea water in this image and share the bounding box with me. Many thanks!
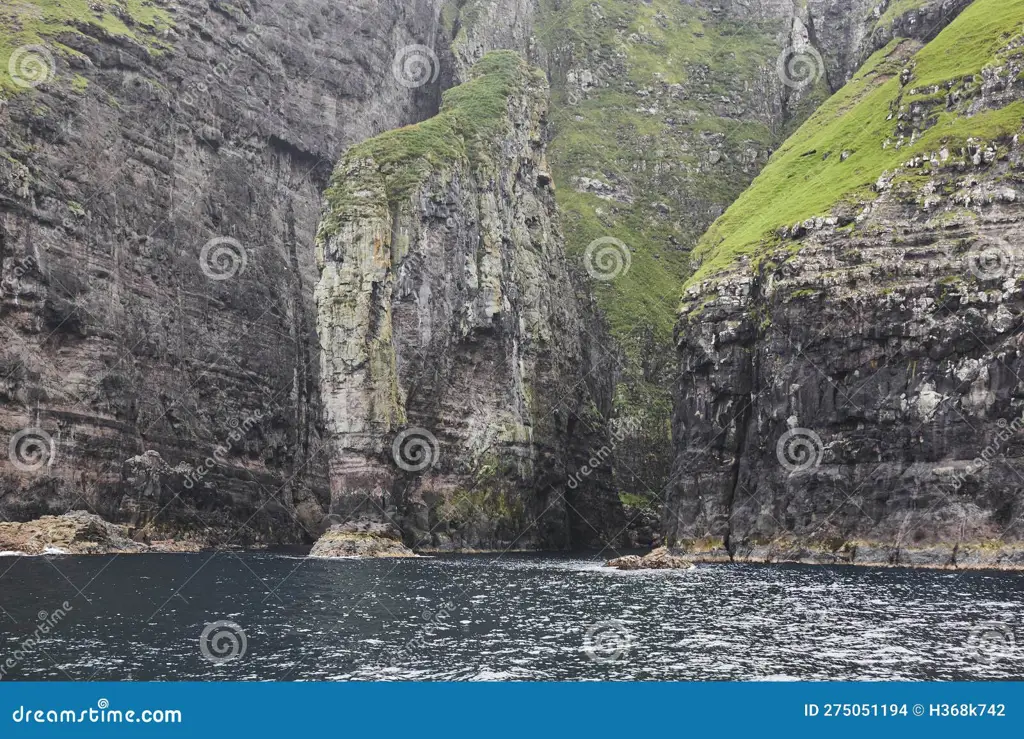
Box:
[0,552,1022,681]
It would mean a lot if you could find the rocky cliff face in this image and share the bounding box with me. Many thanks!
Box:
[670,0,1024,567]
[2,0,1001,558]
[0,0,448,544]
[315,52,624,550]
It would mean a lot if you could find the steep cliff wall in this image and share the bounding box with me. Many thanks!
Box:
[315,51,624,550]
[1,0,990,555]
[671,0,1024,567]
[0,0,447,544]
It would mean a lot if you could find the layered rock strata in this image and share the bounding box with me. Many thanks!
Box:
[670,0,1024,568]
[0,0,448,544]
[314,52,625,551]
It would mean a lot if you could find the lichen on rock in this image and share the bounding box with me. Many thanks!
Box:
[315,51,625,551]
[310,520,416,559]
[606,546,694,570]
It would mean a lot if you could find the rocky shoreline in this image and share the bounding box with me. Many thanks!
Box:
[606,547,695,571]
[4,512,1024,571]
[0,512,201,556]
[631,540,1024,572]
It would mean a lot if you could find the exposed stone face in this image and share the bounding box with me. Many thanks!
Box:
[314,53,624,551]
[446,0,538,79]
[0,0,987,557]
[606,546,693,570]
[807,0,973,89]
[0,0,448,544]
[530,0,967,513]
[669,0,1024,569]
[0,510,198,555]
[309,519,416,558]
[671,131,1024,567]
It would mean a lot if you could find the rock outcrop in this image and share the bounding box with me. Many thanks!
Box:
[533,0,973,513]
[309,520,416,559]
[314,52,624,551]
[0,0,995,559]
[670,0,1024,568]
[606,546,694,571]
[0,510,197,555]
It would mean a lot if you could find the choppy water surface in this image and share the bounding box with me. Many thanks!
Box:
[1,552,1022,681]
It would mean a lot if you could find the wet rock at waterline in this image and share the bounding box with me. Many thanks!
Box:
[310,521,417,559]
[0,512,199,556]
[606,547,695,571]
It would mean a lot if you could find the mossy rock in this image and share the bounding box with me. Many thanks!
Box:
[0,0,173,93]
[320,49,540,235]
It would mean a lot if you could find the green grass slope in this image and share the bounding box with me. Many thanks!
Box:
[534,0,817,498]
[319,51,539,240]
[688,0,1024,287]
[537,0,797,346]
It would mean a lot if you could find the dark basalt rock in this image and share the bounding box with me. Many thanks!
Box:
[607,547,695,571]
[0,0,448,546]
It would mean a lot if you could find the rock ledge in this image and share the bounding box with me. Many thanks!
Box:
[0,512,198,555]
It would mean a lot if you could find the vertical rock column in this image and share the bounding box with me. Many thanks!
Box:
[314,52,625,550]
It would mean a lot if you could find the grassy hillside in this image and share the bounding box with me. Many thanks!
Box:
[688,0,1024,286]
[320,51,537,234]
[536,0,796,346]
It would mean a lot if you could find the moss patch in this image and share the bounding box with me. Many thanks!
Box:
[537,0,789,346]
[535,0,805,496]
[0,0,173,93]
[872,0,930,34]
